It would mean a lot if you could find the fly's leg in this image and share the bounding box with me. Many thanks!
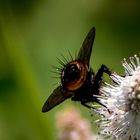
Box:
[82,101,112,116]
[81,102,96,110]
[92,64,112,113]
[81,101,111,114]
[96,64,111,78]
[93,64,111,91]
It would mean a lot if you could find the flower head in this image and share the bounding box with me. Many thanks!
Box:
[96,54,140,140]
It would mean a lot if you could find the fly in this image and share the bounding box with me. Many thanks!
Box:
[42,27,111,112]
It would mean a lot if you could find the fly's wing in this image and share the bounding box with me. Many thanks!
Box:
[77,27,95,67]
[42,86,73,112]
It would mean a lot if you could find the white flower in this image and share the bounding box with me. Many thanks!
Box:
[96,54,140,140]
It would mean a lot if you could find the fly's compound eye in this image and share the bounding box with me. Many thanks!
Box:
[61,61,87,91]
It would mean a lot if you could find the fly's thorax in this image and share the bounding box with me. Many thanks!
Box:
[61,60,88,91]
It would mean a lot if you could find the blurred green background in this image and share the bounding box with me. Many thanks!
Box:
[0,0,139,140]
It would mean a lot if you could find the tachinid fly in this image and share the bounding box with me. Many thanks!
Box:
[42,27,111,112]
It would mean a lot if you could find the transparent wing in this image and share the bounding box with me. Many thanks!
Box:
[42,86,73,112]
[77,27,95,66]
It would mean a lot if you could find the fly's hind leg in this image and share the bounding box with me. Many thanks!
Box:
[82,100,111,114]
[81,102,96,110]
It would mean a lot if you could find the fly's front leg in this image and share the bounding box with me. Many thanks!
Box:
[95,64,111,83]
[93,64,111,94]
[99,64,111,76]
